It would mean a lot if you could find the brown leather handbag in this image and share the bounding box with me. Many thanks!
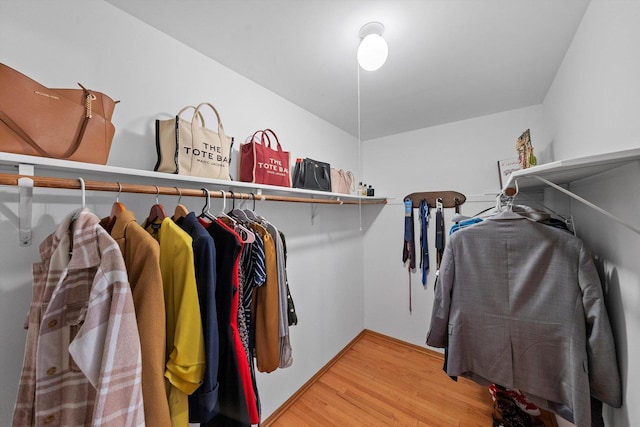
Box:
[0,63,118,164]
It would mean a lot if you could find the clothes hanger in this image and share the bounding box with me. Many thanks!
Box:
[243,193,260,221]
[450,198,469,223]
[69,177,87,253]
[219,191,255,243]
[499,178,519,212]
[199,188,216,223]
[501,184,575,233]
[103,182,126,233]
[229,191,250,222]
[172,186,189,221]
[110,182,126,218]
[451,213,472,222]
[79,177,86,209]
[70,177,86,222]
[495,193,505,212]
[146,185,167,224]
[495,192,515,213]
[217,190,235,223]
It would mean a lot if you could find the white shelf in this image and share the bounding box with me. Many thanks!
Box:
[0,152,386,204]
[501,147,640,235]
[502,147,640,193]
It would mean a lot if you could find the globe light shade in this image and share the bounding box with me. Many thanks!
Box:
[357,33,388,71]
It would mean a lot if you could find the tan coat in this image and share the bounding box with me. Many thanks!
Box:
[105,210,171,427]
[250,222,280,373]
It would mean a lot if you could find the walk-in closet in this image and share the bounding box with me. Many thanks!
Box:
[1,1,638,426]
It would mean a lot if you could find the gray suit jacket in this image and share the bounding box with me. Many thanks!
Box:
[426,211,621,427]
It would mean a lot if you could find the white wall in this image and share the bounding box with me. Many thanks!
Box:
[543,0,640,160]
[541,1,640,426]
[361,105,551,346]
[0,0,366,423]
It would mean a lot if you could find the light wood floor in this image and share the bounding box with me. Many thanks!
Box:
[263,330,557,427]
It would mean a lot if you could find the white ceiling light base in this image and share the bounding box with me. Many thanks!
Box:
[357,22,388,71]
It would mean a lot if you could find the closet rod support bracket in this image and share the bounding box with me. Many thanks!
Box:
[520,175,640,236]
[18,163,35,246]
[18,177,33,246]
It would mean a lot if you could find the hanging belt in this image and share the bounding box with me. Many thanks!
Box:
[402,198,416,312]
[419,199,430,287]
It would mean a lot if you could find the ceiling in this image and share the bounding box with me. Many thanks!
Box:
[105,0,590,141]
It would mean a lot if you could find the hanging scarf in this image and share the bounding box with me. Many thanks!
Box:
[419,199,430,287]
[402,198,415,312]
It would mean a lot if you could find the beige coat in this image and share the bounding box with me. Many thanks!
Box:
[14,209,144,426]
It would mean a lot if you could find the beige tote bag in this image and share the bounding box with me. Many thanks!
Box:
[155,102,233,180]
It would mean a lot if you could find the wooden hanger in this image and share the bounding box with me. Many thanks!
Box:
[104,182,126,233]
[146,185,167,224]
[110,182,126,218]
[172,186,189,221]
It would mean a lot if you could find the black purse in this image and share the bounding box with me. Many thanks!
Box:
[292,157,332,192]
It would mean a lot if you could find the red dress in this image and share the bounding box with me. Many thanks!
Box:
[200,217,259,425]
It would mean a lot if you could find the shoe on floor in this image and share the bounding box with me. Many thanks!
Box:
[489,384,541,416]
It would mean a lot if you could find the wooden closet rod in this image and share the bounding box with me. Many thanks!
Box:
[0,173,386,206]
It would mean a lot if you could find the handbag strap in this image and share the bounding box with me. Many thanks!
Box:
[0,84,94,159]
[346,171,355,192]
[312,161,330,188]
[177,105,205,127]
[337,169,353,192]
[250,129,272,149]
[295,158,306,187]
[262,128,284,152]
[193,102,226,138]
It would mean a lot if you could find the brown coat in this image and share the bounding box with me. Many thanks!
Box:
[104,210,171,427]
[250,222,280,373]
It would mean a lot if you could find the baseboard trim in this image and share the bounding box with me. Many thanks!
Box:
[362,329,445,358]
[261,329,442,426]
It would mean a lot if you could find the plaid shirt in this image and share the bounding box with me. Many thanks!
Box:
[13,209,145,426]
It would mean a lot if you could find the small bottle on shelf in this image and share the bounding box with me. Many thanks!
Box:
[357,182,363,196]
[367,185,374,197]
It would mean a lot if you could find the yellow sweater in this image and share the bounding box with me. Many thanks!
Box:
[145,217,205,427]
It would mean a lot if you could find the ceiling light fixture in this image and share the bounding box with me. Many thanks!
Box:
[357,22,388,71]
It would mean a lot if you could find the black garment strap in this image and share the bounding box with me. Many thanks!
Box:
[433,200,445,291]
